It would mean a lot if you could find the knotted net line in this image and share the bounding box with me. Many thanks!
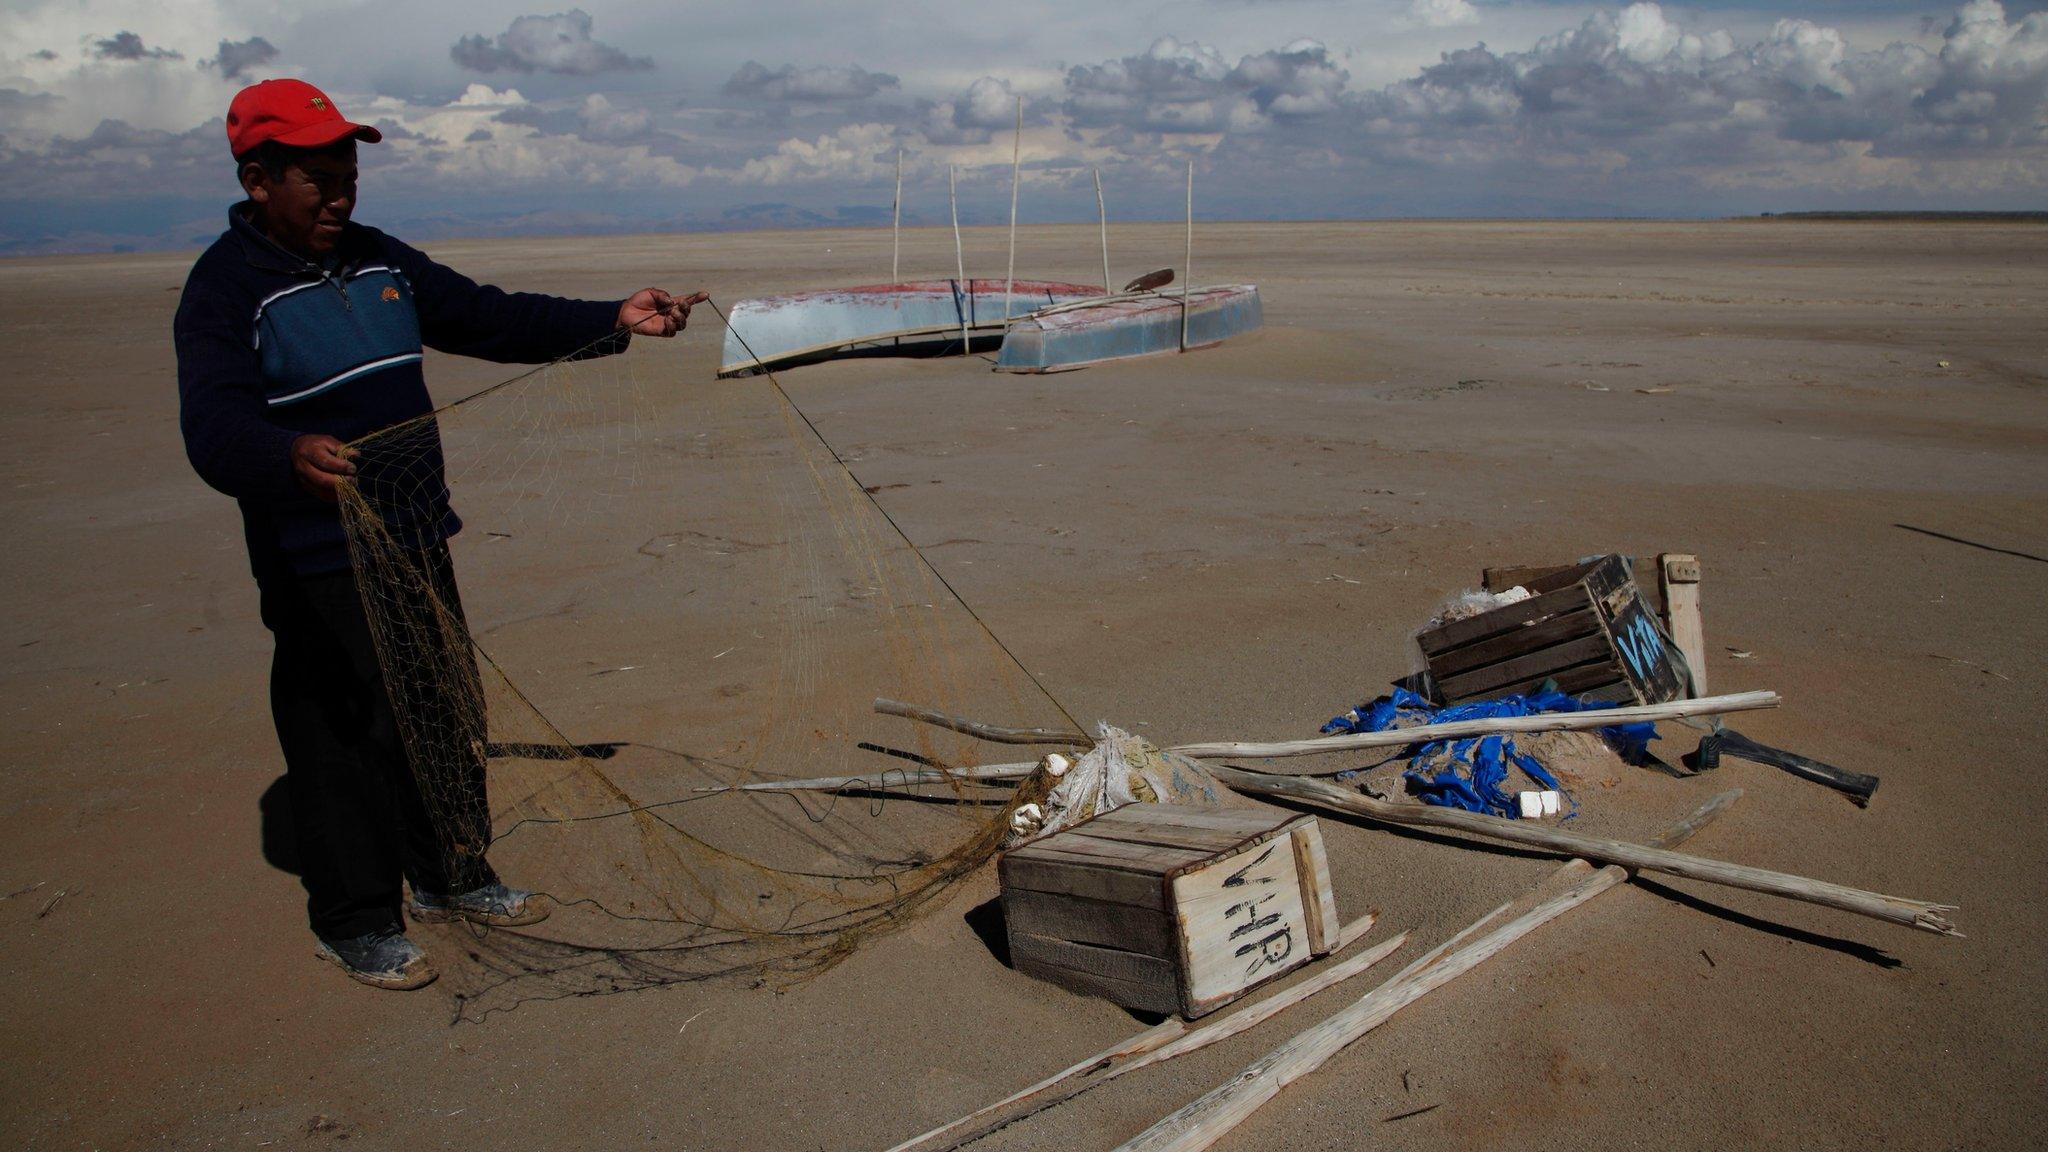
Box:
[336,316,1065,1018]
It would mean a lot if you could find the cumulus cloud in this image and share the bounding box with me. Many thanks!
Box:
[723,61,900,102]
[0,88,59,117]
[0,118,220,206]
[730,122,899,184]
[452,83,527,107]
[1361,0,2048,163]
[4,0,2047,252]
[1064,36,1348,133]
[922,76,1021,143]
[206,36,277,81]
[1914,0,2048,149]
[339,83,694,196]
[1408,0,1480,29]
[578,92,650,140]
[92,31,181,62]
[451,9,652,75]
[1065,37,1231,133]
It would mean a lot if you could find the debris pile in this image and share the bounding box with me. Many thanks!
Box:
[835,550,1951,1152]
[1322,687,1654,819]
[1009,724,1223,843]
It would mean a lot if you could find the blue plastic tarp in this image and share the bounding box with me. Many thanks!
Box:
[1323,688,1657,819]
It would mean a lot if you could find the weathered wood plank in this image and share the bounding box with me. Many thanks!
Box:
[1438,632,1613,699]
[1093,805,1294,835]
[1417,581,1591,655]
[1011,833,1210,874]
[883,922,1398,1152]
[1169,691,1780,760]
[1003,889,1176,957]
[1010,932,1181,1014]
[1206,764,1959,935]
[1425,607,1602,680]
[1113,792,1741,1152]
[1661,553,1707,697]
[1171,839,1313,1009]
[999,855,1167,910]
[1288,825,1341,955]
[1066,819,1260,857]
[1486,557,1672,619]
[1483,665,1627,702]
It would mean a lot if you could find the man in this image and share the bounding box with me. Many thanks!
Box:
[175,78,706,990]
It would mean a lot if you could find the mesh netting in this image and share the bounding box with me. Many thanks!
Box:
[336,318,1066,1018]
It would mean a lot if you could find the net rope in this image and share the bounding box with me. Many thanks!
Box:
[336,302,1065,1018]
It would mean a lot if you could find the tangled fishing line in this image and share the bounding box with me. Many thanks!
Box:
[337,296,1070,1019]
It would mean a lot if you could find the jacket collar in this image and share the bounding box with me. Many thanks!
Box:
[228,203,367,276]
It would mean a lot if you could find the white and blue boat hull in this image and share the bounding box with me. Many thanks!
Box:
[993,285,1262,374]
[718,279,1104,377]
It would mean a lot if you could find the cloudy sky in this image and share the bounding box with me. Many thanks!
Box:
[0,0,2042,253]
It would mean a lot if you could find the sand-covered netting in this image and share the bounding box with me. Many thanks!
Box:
[338,324,1067,1016]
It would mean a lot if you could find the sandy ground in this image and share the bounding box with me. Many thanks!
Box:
[2,219,2044,1150]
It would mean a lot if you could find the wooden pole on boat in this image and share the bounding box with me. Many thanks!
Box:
[1181,158,1193,351]
[1004,95,1022,328]
[949,164,969,353]
[891,148,903,283]
[1094,167,1110,294]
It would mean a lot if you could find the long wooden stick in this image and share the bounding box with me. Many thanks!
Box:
[1207,765,1958,936]
[1099,931,1404,1079]
[1172,690,1780,760]
[885,1017,1186,1152]
[712,755,1955,937]
[866,692,1777,766]
[725,698,1957,936]
[875,698,1086,746]
[1180,159,1193,351]
[693,761,1032,794]
[949,164,968,353]
[1116,792,1740,1152]
[889,918,1401,1152]
[1003,95,1021,329]
[892,148,903,283]
[1094,167,1111,294]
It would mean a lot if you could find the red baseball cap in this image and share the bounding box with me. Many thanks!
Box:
[226,78,382,158]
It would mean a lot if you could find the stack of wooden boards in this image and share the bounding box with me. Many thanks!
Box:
[1000,804,1340,1019]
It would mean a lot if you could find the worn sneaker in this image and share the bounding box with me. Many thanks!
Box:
[408,881,549,927]
[313,927,437,990]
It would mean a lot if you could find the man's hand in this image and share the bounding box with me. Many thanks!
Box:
[618,288,710,337]
[292,433,356,504]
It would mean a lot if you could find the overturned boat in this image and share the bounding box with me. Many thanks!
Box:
[994,284,1262,374]
[717,279,1104,378]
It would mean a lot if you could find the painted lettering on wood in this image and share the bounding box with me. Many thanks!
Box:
[1174,840,1311,1004]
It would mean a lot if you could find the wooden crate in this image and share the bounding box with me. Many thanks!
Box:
[1418,553,1688,705]
[999,804,1340,1019]
[1484,552,1707,697]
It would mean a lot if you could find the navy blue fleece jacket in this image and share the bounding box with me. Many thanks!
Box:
[176,207,628,583]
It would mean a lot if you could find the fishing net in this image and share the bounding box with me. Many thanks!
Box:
[336,315,1071,1018]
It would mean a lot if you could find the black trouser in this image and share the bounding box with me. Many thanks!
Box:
[261,544,495,940]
